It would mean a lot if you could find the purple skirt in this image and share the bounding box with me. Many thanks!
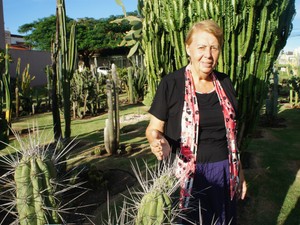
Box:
[179,159,236,225]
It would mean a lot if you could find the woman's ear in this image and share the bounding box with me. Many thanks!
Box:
[186,44,190,56]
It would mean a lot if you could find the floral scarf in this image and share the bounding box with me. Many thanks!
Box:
[174,65,240,208]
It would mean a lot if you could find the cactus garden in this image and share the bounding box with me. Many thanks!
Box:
[1,0,300,224]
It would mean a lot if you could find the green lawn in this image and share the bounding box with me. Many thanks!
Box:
[238,105,300,225]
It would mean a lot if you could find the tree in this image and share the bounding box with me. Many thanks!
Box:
[18,15,73,51]
[18,14,134,65]
[75,15,133,67]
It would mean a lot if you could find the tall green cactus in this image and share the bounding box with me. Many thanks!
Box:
[56,0,77,139]
[127,66,135,104]
[2,44,11,130]
[0,44,11,146]
[15,58,21,117]
[104,64,120,154]
[139,0,295,147]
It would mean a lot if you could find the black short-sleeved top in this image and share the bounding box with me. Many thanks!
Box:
[196,90,227,162]
[149,66,238,162]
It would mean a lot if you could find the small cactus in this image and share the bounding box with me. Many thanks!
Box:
[135,174,174,225]
[104,64,120,155]
[102,159,180,225]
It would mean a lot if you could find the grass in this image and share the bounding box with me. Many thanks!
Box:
[2,102,150,155]
[238,104,300,225]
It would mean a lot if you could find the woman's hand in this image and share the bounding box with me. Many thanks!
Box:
[238,168,247,200]
[149,129,171,160]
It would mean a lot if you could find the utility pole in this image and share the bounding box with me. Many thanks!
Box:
[0,0,5,49]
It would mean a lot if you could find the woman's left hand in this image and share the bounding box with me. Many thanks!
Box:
[238,168,247,200]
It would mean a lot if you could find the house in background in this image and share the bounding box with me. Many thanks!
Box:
[277,48,300,76]
[0,0,51,87]
[0,0,4,49]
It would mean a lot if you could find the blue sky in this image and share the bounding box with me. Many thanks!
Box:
[2,0,300,51]
[2,0,138,33]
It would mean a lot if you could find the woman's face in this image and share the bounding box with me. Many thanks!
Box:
[186,30,220,77]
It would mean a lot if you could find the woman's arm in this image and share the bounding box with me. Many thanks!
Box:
[146,115,171,160]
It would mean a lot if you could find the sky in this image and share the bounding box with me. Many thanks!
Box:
[2,0,138,32]
[2,0,300,52]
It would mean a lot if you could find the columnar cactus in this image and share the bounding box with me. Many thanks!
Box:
[104,64,120,154]
[127,66,135,104]
[56,0,77,139]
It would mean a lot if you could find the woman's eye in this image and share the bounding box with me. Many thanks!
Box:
[198,46,206,51]
[211,46,219,51]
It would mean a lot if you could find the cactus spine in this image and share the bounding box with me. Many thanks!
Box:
[104,64,120,154]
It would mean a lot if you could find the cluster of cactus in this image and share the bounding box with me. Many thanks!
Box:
[71,68,106,119]
[104,64,120,155]
[112,1,147,104]
[138,0,295,146]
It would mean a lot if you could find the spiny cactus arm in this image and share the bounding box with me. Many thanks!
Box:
[67,22,77,79]
[30,159,46,225]
[241,7,255,58]
[57,0,67,63]
[15,160,35,225]
[162,192,172,218]
[136,191,157,225]
[148,192,159,223]
[3,44,11,127]
[155,194,164,223]
[36,157,60,224]
[36,158,57,195]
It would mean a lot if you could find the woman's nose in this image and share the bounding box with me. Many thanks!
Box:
[203,47,212,57]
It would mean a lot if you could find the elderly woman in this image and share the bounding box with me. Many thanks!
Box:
[146,20,247,225]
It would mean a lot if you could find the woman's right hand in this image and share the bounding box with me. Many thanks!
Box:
[149,129,171,160]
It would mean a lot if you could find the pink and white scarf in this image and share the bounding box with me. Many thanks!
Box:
[175,65,240,208]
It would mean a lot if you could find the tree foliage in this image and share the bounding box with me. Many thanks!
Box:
[18,14,135,52]
[18,15,72,51]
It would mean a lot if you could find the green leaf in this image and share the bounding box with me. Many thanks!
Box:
[127,42,139,58]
